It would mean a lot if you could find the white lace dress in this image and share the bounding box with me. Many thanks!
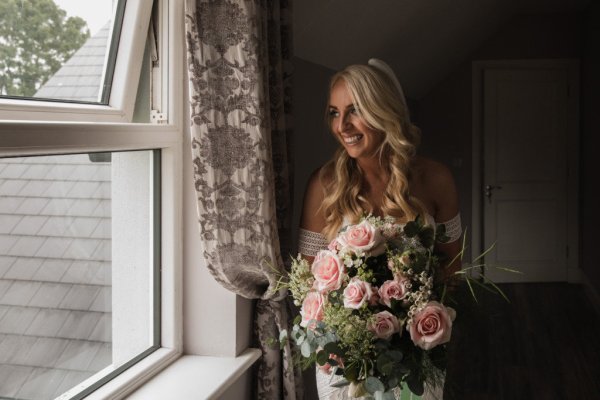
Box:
[298,214,462,400]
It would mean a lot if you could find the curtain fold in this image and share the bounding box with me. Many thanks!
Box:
[184,0,300,398]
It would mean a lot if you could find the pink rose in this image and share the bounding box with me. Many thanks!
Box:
[369,310,400,340]
[338,220,384,255]
[300,291,324,328]
[327,238,340,252]
[312,250,344,292]
[409,301,456,350]
[343,277,377,309]
[378,279,408,307]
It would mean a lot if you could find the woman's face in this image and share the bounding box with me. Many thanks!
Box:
[328,79,384,161]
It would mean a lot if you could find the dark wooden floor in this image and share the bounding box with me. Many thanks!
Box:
[444,283,600,400]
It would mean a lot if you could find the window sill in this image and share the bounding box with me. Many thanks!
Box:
[126,348,262,399]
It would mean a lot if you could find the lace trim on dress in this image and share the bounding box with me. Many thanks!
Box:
[298,228,329,256]
[437,213,462,243]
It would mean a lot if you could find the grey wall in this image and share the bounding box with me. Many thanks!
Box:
[416,11,582,260]
[581,3,600,295]
[291,57,337,248]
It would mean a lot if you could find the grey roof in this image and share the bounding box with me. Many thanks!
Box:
[34,23,111,102]
[0,154,112,400]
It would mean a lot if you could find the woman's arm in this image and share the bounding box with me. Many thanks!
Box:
[427,161,462,284]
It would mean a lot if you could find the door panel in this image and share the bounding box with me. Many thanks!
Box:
[483,68,568,282]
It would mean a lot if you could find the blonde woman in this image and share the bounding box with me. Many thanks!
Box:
[298,59,463,400]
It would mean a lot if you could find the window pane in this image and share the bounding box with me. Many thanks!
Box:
[0,150,158,399]
[0,0,120,104]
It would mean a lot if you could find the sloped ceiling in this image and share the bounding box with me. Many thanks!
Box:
[294,0,589,99]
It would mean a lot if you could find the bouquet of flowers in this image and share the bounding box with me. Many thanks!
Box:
[280,216,456,399]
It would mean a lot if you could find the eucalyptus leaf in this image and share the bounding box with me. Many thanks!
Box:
[403,221,419,237]
[330,378,351,388]
[406,374,424,396]
[301,340,312,358]
[388,350,403,362]
[365,377,385,394]
[382,391,396,400]
[387,377,398,388]
[316,350,329,366]
[324,342,344,356]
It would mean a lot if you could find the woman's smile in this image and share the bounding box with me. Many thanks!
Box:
[328,80,383,160]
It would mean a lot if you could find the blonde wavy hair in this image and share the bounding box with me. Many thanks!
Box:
[320,64,428,239]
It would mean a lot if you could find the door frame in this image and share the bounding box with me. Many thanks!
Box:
[471,59,580,282]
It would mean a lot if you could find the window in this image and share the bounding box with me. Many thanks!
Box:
[0,0,123,104]
[0,0,183,399]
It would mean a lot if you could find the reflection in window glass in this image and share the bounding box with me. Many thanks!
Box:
[0,0,118,103]
[0,151,157,399]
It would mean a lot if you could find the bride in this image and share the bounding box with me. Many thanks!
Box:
[297,59,463,399]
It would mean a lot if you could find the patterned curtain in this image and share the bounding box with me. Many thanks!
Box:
[184,0,301,398]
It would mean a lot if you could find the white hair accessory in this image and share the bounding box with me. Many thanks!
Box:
[367,58,408,110]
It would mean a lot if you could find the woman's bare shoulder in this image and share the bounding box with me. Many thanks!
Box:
[412,156,458,219]
[413,156,454,187]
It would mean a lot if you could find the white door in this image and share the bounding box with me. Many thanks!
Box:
[482,67,572,283]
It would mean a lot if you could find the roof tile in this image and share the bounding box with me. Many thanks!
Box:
[41,198,75,216]
[15,366,68,399]
[3,257,43,280]
[42,181,76,198]
[63,238,100,260]
[54,338,102,371]
[62,261,104,285]
[51,370,94,398]
[0,281,42,306]
[0,215,21,234]
[59,285,100,311]
[0,164,28,179]
[0,180,27,196]
[19,164,51,180]
[0,306,39,334]
[38,216,75,237]
[11,215,48,235]
[88,314,111,343]
[0,197,22,214]
[56,311,103,341]
[19,180,53,197]
[28,283,71,309]
[91,240,111,262]
[0,234,19,253]
[88,342,111,371]
[89,287,111,313]
[0,364,33,398]
[0,335,38,364]
[35,237,72,258]
[67,182,102,199]
[15,197,49,215]
[8,236,46,257]
[67,217,102,238]
[26,308,71,337]
[32,259,71,282]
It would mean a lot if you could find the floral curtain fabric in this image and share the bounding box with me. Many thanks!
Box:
[184,0,299,398]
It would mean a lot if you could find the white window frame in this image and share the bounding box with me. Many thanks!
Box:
[0,0,185,397]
